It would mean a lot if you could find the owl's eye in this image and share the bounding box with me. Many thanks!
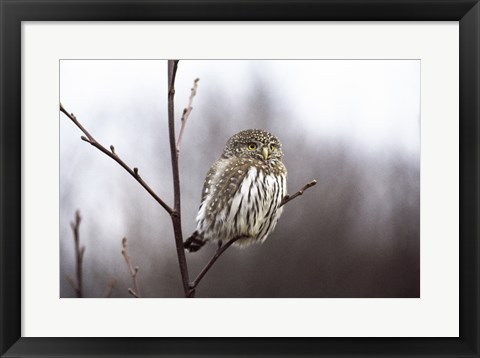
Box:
[247,143,257,150]
[269,144,275,151]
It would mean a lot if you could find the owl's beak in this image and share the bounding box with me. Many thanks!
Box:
[262,146,270,160]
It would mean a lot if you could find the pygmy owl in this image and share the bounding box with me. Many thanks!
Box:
[184,129,287,252]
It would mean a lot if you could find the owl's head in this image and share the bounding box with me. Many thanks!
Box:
[223,129,283,161]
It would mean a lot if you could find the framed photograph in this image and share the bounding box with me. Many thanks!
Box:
[1,0,479,357]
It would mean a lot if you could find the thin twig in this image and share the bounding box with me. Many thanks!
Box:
[177,78,200,151]
[128,288,139,298]
[59,103,173,215]
[122,237,141,298]
[280,180,317,207]
[168,60,191,297]
[67,210,84,298]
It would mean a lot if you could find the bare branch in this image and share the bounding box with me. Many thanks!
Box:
[59,103,173,215]
[168,60,191,297]
[177,78,200,151]
[66,210,84,298]
[121,237,141,298]
[280,180,317,207]
[128,288,139,298]
[188,236,243,297]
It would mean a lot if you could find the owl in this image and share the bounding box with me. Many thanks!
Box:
[184,129,287,252]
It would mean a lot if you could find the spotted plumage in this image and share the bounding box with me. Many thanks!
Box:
[184,129,287,252]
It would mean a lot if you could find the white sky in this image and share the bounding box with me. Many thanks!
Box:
[60,60,420,157]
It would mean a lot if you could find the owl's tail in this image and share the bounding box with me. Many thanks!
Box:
[184,231,207,252]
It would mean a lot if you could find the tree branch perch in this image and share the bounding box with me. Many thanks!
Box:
[188,236,243,297]
[280,180,317,207]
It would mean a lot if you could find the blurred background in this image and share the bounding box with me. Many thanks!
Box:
[60,60,420,298]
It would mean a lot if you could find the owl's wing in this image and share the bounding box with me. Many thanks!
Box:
[200,157,252,215]
[200,164,218,203]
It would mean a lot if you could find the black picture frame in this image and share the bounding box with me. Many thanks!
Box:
[1,0,478,357]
